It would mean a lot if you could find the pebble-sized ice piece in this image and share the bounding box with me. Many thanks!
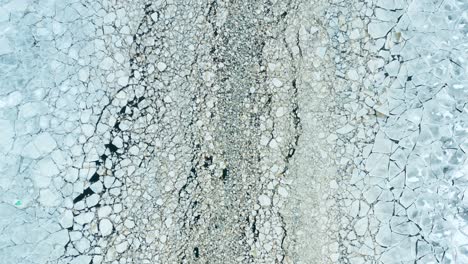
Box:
[80,109,92,124]
[163,95,172,103]
[109,187,121,196]
[65,167,79,183]
[115,90,127,100]
[70,231,82,242]
[90,181,103,193]
[103,13,116,24]
[99,218,113,236]
[258,195,271,207]
[116,241,129,253]
[86,194,100,207]
[74,212,94,225]
[104,176,115,188]
[98,206,112,218]
[165,217,173,227]
[347,69,359,81]
[151,12,159,22]
[60,210,74,228]
[275,107,287,117]
[156,198,164,206]
[327,133,338,143]
[129,146,139,155]
[93,256,104,264]
[112,136,123,149]
[157,62,167,71]
[78,67,89,82]
[337,124,355,134]
[272,78,283,87]
[75,237,91,253]
[124,219,135,229]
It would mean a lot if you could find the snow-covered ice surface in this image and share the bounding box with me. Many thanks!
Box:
[0,0,466,263]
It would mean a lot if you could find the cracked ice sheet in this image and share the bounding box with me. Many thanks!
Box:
[0,0,467,263]
[0,0,86,263]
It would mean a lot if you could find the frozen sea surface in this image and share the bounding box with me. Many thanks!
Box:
[0,0,467,263]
